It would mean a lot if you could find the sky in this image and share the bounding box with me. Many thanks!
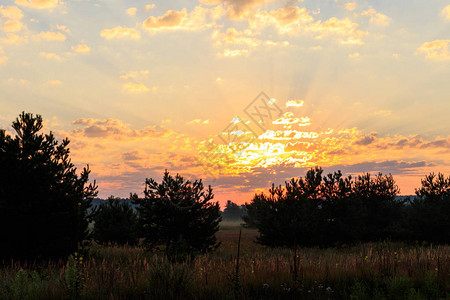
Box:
[0,0,449,207]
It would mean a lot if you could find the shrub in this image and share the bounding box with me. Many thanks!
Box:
[93,196,138,246]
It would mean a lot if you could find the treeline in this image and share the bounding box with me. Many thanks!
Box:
[242,168,450,248]
[2,112,450,264]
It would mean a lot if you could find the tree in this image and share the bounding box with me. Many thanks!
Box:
[246,167,402,247]
[133,171,221,260]
[93,196,138,246]
[407,173,450,243]
[247,167,329,248]
[222,200,243,221]
[0,112,97,261]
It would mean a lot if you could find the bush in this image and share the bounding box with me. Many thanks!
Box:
[93,196,139,246]
[133,171,221,260]
[0,112,97,261]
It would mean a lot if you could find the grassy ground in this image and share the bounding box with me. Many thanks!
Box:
[1,223,450,299]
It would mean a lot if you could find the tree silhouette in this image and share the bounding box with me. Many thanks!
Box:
[0,112,97,261]
[222,200,243,221]
[133,171,221,260]
[93,196,138,246]
[246,167,402,247]
[407,173,450,243]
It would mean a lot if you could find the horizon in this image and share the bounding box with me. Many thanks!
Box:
[1,0,449,208]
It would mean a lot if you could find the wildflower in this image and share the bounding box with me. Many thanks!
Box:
[364,255,368,260]
[263,283,269,289]
[326,287,333,293]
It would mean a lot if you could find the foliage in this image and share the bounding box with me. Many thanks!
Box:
[93,196,138,246]
[0,112,97,261]
[407,172,450,243]
[221,200,244,221]
[133,171,221,260]
[245,167,402,247]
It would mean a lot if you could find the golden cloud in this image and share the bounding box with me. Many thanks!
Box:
[361,6,391,26]
[345,3,356,11]
[39,51,61,60]
[72,44,91,53]
[100,26,141,40]
[200,0,275,19]
[15,0,59,9]
[220,48,249,57]
[418,40,450,60]
[143,6,214,32]
[1,33,26,44]
[3,20,23,32]
[249,6,313,34]
[308,17,366,39]
[127,7,137,16]
[36,31,66,41]
[442,5,450,19]
[46,80,62,85]
[0,5,24,19]
[122,82,149,94]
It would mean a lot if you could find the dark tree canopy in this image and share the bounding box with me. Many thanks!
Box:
[0,112,97,261]
[407,173,450,243]
[133,171,221,260]
[222,200,243,221]
[93,196,138,246]
[245,167,402,247]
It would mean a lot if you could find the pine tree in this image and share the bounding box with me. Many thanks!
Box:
[133,171,221,260]
[93,196,138,246]
[0,112,97,261]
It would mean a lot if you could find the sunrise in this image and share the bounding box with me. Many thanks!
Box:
[0,0,449,298]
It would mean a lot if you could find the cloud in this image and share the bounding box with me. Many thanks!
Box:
[361,6,391,26]
[353,134,377,146]
[348,52,360,58]
[46,80,62,85]
[0,5,24,19]
[72,44,91,53]
[126,7,137,16]
[345,3,356,11]
[374,110,392,117]
[122,82,150,94]
[187,119,210,124]
[1,33,26,44]
[220,48,249,57]
[15,0,59,9]
[39,51,61,60]
[286,100,304,107]
[417,40,450,61]
[36,31,66,41]
[200,0,276,19]
[3,20,23,32]
[145,4,155,11]
[212,28,260,47]
[120,70,149,80]
[442,5,450,19]
[308,17,366,39]
[143,6,214,32]
[249,6,314,34]
[100,26,141,40]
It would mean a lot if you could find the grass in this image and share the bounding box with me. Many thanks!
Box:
[1,223,450,299]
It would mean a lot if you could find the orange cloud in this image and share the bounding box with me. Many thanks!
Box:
[418,40,450,60]
[143,6,214,32]
[36,31,66,41]
[0,5,24,19]
[361,6,391,26]
[3,20,23,32]
[72,44,91,53]
[39,51,61,60]
[100,26,141,40]
[200,0,276,19]
[442,5,450,19]
[15,0,59,9]
[122,82,149,94]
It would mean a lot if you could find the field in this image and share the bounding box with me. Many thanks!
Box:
[1,222,449,299]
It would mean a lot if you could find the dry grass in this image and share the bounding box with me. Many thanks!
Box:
[1,223,449,299]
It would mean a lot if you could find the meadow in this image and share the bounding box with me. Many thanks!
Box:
[0,222,449,300]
